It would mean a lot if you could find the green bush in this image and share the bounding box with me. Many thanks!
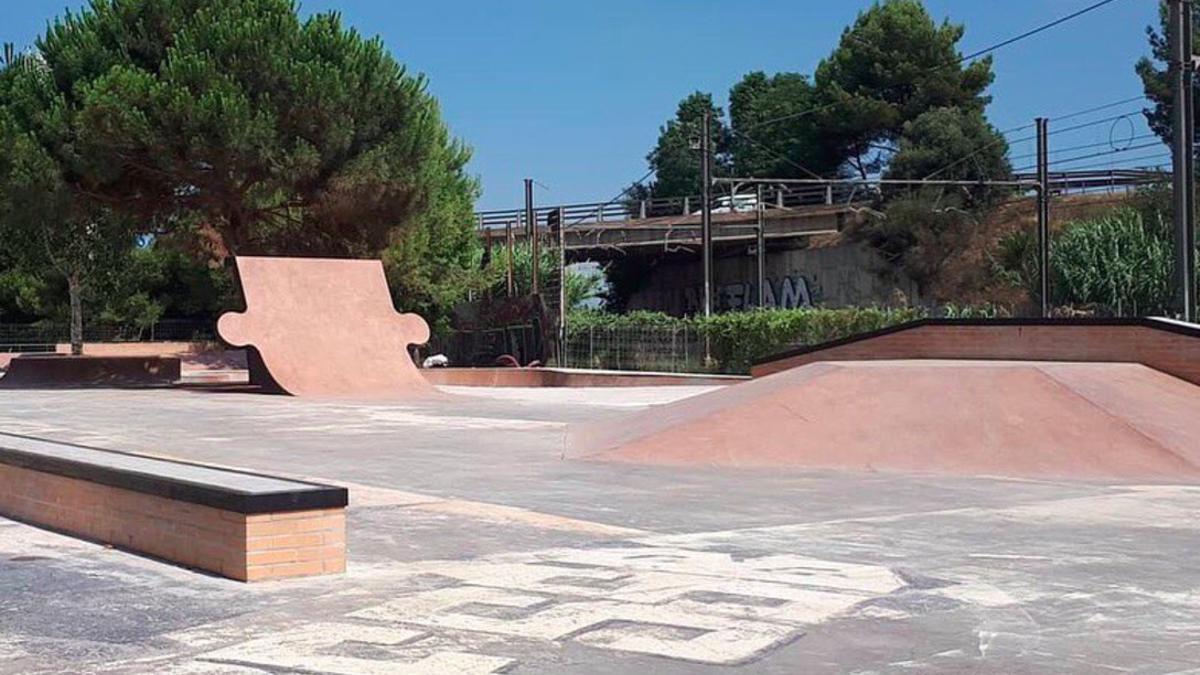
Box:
[1052,208,1174,316]
[565,307,924,373]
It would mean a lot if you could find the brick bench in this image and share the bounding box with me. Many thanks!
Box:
[0,432,347,582]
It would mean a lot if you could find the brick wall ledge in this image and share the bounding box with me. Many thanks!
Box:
[751,317,1200,385]
[0,432,348,582]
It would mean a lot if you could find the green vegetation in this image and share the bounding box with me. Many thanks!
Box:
[618,0,1012,310]
[566,307,923,373]
[814,0,996,179]
[1052,208,1174,316]
[637,0,1001,196]
[489,242,605,312]
[994,206,1182,316]
[628,92,728,202]
[0,0,481,343]
[884,107,1011,191]
[1136,1,1199,150]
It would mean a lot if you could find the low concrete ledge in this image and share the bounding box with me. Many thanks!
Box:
[0,432,347,582]
[0,354,181,388]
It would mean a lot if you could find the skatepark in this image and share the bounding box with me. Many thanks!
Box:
[1,257,1199,673]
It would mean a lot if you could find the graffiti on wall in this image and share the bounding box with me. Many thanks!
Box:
[681,275,815,313]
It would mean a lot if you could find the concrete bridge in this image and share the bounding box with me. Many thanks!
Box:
[475,169,1163,254]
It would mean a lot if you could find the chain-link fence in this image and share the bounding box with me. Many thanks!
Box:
[424,323,544,367]
[562,324,713,373]
[0,320,216,352]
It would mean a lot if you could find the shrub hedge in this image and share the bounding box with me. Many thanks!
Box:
[564,307,924,374]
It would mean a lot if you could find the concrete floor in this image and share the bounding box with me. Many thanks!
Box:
[1,386,1198,674]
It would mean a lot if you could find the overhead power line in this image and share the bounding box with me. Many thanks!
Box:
[573,168,656,226]
[1012,141,1164,172]
[726,127,824,180]
[926,104,1149,180]
[1050,95,1149,123]
[742,0,1126,135]
[1051,152,1171,172]
[623,0,1130,199]
[957,0,1123,62]
[1007,133,1160,162]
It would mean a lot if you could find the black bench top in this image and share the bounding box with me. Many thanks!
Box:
[0,431,347,514]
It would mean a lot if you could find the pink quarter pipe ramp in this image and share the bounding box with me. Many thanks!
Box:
[218,256,434,398]
[573,360,1200,482]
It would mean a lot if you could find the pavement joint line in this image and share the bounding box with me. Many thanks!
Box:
[0,435,653,539]
[644,485,1163,542]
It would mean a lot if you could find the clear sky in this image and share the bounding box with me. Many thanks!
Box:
[1,0,1164,210]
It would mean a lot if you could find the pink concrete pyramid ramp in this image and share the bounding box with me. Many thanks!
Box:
[572,360,1200,482]
[218,256,435,398]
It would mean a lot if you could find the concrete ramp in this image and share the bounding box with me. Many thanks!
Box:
[574,360,1200,482]
[218,256,434,398]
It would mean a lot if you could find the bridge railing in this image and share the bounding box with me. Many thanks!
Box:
[475,184,859,231]
[475,169,1167,232]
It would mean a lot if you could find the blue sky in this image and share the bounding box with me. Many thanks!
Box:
[2,0,1163,209]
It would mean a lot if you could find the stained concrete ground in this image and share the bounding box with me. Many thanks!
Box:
[0,385,1198,673]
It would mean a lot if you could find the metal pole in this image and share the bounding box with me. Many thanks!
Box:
[701,110,714,317]
[1171,0,1197,321]
[505,220,515,297]
[1188,1,1198,322]
[756,184,767,309]
[556,207,567,366]
[525,178,538,296]
[1036,117,1051,318]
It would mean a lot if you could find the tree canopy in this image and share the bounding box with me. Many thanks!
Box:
[814,0,994,178]
[1136,1,1200,148]
[885,107,1011,187]
[0,0,485,335]
[728,71,840,179]
[633,92,728,201]
[635,0,998,197]
[11,0,467,257]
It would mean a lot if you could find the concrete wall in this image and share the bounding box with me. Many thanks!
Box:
[627,242,921,315]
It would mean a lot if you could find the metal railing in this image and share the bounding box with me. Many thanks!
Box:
[0,320,216,349]
[476,169,1167,231]
[475,184,863,230]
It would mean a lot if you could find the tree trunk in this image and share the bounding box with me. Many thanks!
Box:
[68,271,83,356]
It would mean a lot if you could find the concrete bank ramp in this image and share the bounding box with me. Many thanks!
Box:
[572,360,1200,482]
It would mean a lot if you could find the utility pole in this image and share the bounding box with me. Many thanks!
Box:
[756,184,767,309]
[1171,0,1197,321]
[554,207,567,365]
[505,220,515,297]
[700,110,714,317]
[1036,117,1051,318]
[525,178,539,296]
